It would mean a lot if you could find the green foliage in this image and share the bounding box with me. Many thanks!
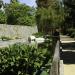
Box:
[0,10,7,24]
[36,0,65,32]
[71,31,75,38]
[0,42,52,75]
[67,28,75,38]
[36,7,53,32]
[33,32,44,37]
[40,71,48,75]
[67,28,74,36]
[5,2,36,25]
[63,0,75,30]
[17,16,35,26]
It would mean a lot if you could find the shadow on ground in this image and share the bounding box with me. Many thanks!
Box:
[60,42,75,64]
[62,42,75,50]
[61,51,75,64]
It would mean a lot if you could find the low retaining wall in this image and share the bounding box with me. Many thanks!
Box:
[0,24,38,40]
[50,41,60,75]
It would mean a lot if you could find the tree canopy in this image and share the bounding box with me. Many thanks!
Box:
[36,0,65,33]
[5,2,36,25]
[63,0,75,28]
[0,1,36,26]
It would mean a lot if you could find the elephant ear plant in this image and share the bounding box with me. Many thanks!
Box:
[0,41,53,75]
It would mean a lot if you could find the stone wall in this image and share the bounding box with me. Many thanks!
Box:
[0,24,38,40]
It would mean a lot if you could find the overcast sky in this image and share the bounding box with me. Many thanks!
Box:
[3,0,37,7]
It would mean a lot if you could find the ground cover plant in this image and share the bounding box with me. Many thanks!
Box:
[0,40,53,75]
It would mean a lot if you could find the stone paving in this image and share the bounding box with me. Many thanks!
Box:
[60,35,75,75]
[60,35,75,43]
[64,64,75,75]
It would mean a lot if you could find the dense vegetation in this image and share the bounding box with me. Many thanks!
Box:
[61,0,75,37]
[0,41,53,75]
[0,10,7,24]
[0,0,75,35]
[0,0,36,26]
[0,0,75,75]
[36,0,75,38]
[36,0,65,33]
[63,0,75,28]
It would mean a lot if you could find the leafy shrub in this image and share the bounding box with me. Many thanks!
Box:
[17,16,35,26]
[0,10,7,24]
[5,3,36,26]
[33,32,44,38]
[0,43,52,75]
[67,28,74,36]
[70,31,75,38]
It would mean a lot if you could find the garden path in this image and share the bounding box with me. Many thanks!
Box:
[60,35,75,75]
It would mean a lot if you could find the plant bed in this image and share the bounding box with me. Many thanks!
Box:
[0,42,53,75]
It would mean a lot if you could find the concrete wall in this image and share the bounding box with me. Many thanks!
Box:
[0,24,38,40]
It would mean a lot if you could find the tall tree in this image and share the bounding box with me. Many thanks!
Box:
[36,0,65,33]
[63,0,75,28]
[5,2,36,25]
